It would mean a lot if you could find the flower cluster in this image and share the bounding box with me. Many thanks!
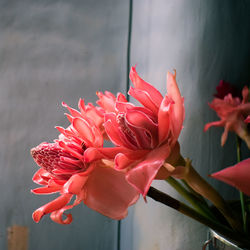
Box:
[31,67,250,247]
[31,66,184,224]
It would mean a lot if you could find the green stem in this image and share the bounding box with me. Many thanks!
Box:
[147,187,250,248]
[166,177,216,221]
[236,136,247,233]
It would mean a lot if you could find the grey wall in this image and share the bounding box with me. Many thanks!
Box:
[1,0,250,250]
[0,0,127,249]
[121,1,250,250]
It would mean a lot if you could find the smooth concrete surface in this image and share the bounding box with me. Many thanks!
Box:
[0,0,127,249]
[121,1,250,250]
[1,1,250,250]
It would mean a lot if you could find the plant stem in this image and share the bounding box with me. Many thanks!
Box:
[147,186,250,248]
[166,177,216,221]
[236,136,247,233]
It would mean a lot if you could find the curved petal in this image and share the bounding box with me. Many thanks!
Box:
[211,158,250,196]
[115,153,136,170]
[72,117,94,145]
[32,194,72,222]
[128,87,159,114]
[166,71,184,140]
[129,66,163,107]
[242,86,249,104]
[125,109,158,148]
[62,102,82,118]
[96,91,116,112]
[158,96,174,144]
[32,186,61,194]
[84,165,139,220]
[204,120,225,132]
[126,143,171,197]
[84,147,127,162]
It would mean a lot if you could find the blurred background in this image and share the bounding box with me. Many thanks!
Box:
[1,0,250,249]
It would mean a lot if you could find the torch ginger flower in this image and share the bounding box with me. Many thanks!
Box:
[204,84,250,148]
[31,100,139,224]
[86,66,185,196]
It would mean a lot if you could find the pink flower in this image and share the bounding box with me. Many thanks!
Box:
[204,86,250,148]
[211,158,250,196]
[86,66,185,196]
[31,100,139,224]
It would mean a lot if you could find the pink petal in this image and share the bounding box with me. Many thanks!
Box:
[158,96,174,144]
[204,120,225,132]
[32,194,72,222]
[63,173,89,194]
[31,186,61,194]
[84,165,139,220]
[72,117,94,145]
[244,115,250,123]
[84,147,120,162]
[62,102,82,118]
[211,158,250,196]
[115,153,136,170]
[129,66,163,107]
[166,71,185,140]
[221,123,230,146]
[96,91,116,112]
[242,86,249,104]
[128,87,159,114]
[125,109,158,147]
[126,143,171,197]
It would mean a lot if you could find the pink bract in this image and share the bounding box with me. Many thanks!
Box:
[204,86,250,148]
[31,100,139,224]
[86,66,185,196]
[211,158,250,196]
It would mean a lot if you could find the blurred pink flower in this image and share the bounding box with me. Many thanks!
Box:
[31,100,139,224]
[204,85,250,148]
[211,158,250,196]
[86,66,185,196]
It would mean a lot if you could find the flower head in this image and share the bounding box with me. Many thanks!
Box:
[86,66,185,196]
[31,100,139,224]
[204,85,250,148]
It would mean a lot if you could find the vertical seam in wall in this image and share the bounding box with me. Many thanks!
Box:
[117,0,133,249]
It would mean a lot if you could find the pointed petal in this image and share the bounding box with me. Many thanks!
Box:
[211,158,250,196]
[72,117,94,145]
[242,86,249,104]
[158,96,174,144]
[204,120,225,132]
[245,115,250,123]
[96,91,116,112]
[62,102,82,118]
[129,66,163,107]
[166,71,185,140]
[128,87,159,114]
[31,186,61,194]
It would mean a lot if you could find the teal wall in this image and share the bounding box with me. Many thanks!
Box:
[1,1,250,249]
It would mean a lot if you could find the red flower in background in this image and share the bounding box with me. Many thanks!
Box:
[214,80,241,99]
[31,100,139,224]
[86,66,185,196]
[204,84,250,148]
